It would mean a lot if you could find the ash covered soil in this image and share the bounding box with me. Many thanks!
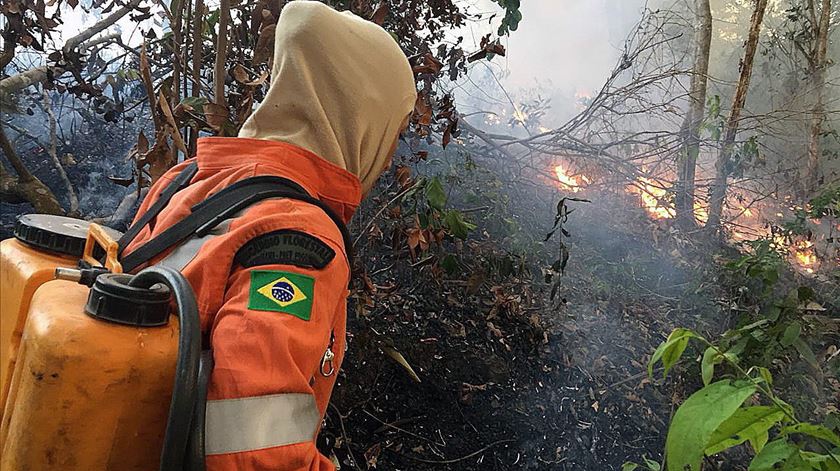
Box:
[320,182,731,470]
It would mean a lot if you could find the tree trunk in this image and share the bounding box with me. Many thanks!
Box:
[42,89,79,215]
[705,0,769,233]
[214,0,230,108]
[675,0,712,228]
[189,0,204,154]
[0,124,64,214]
[806,0,830,193]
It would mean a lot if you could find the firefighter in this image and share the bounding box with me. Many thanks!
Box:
[121,1,416,469]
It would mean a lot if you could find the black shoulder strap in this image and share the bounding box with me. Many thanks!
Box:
[118,162,199,256]
[120,176,353,274]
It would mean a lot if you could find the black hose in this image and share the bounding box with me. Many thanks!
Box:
[128,266,201,471]
[186,350,213,471]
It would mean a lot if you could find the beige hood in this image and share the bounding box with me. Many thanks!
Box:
[238,1,416,193]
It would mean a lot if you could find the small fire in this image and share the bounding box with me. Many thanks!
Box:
[554,164,588,192]
[625,178,708,223]
[792,240,817,273]
[628,178,674,219]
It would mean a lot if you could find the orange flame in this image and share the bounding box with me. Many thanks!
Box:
[627,178,674,219]
[792,240,817,273]
[554,165,587,192]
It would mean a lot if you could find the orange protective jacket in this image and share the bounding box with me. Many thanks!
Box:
[123,137,361,470]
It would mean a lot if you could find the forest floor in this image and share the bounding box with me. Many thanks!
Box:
[320,177,740,470]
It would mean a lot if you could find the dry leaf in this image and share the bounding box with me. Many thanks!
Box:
[231,64,249,84]
[203,102,229,132]
[381,345,421,383]
[370,2,388,25]
[414,92,432,127]
[252,24,276,65]
[157,90,187,153]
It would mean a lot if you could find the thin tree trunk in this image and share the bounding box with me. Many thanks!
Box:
[214,0,230,108]
[170,0,184,164]
[189,0,204,154]
[706,0,769,232]
[675,0,712,228]
[806,0,830,193]
[42,89,79,215]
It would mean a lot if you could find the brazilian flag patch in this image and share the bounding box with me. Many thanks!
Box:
[248,270,315,320]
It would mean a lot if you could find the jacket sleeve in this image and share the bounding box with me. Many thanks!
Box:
[203,232,348,471]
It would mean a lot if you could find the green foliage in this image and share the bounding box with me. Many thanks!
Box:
[637,328,840,471]
[425,177,447,210]
[622,456,662,471]
[730,136,761,178]
[705,405,786,455]
[703,95,724,141]
[783,186,840,236]
[723,237,824,373]
[807,186,840,219]
[726,237,784,292]
[648,328,697,378]
[399,174,478,259]
[442,209,476,239]
[490,0,522,36]
[666,379,758,471]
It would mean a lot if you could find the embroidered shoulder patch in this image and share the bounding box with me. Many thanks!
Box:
[235,230,336,269]
[248,270,315,320]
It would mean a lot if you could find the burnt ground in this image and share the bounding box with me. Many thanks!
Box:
[319,174,735,470]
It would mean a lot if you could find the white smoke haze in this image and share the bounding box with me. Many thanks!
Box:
[455,0,647,128]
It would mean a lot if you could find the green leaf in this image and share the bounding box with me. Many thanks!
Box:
[701,347,721,386]
[781,322,801,347]
[425,177,447,210]
[666,380,757,471]
[705,406,787,456]
[642,456,662,471]
[648,328,697,379]
[180,96,208,113]
[749,440,799,471]
[440,254,459,275]
[793,338,821,372]
[621,463,639,471]
[756,367,773,386]
[799,451,835,470]
[750,430,769,454]
[442,210,476,240]
[780,423,840,446]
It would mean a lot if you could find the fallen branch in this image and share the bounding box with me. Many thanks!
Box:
[396,439,515,464]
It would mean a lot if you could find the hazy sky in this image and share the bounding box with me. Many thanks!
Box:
[490,0,647,92]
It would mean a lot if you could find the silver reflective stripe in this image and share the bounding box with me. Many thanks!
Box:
[157,219,233,271]
[205,393,321,455]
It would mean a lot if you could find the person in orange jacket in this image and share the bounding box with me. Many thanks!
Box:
[122,2,416,469]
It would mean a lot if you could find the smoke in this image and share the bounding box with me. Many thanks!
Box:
[453,0,650,131]
[494,0,646,93]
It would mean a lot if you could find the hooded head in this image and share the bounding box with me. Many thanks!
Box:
[238,1,416,193]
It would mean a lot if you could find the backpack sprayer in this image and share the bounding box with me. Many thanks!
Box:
[0,164,351,469]
[0,214,207,470]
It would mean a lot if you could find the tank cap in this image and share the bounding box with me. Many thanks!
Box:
[14,214,122,257]
[85,273,171,327]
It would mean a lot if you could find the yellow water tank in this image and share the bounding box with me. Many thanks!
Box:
[0,215,179,470]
